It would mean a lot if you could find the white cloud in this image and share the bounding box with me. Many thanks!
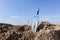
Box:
[10,16,21,19]
[39,15,60,24]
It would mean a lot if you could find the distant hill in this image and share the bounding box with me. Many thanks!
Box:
[0,23,13,27]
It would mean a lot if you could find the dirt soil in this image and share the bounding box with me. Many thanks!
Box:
[0,22,60,40]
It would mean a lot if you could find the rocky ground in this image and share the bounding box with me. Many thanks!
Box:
[0,22,60,40]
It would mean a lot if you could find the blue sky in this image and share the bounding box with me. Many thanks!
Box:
[0,0,60,25]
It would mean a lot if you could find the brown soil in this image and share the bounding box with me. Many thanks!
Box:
[0,22,60,40]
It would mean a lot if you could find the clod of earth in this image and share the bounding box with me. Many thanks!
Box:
[0,22,60,40]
